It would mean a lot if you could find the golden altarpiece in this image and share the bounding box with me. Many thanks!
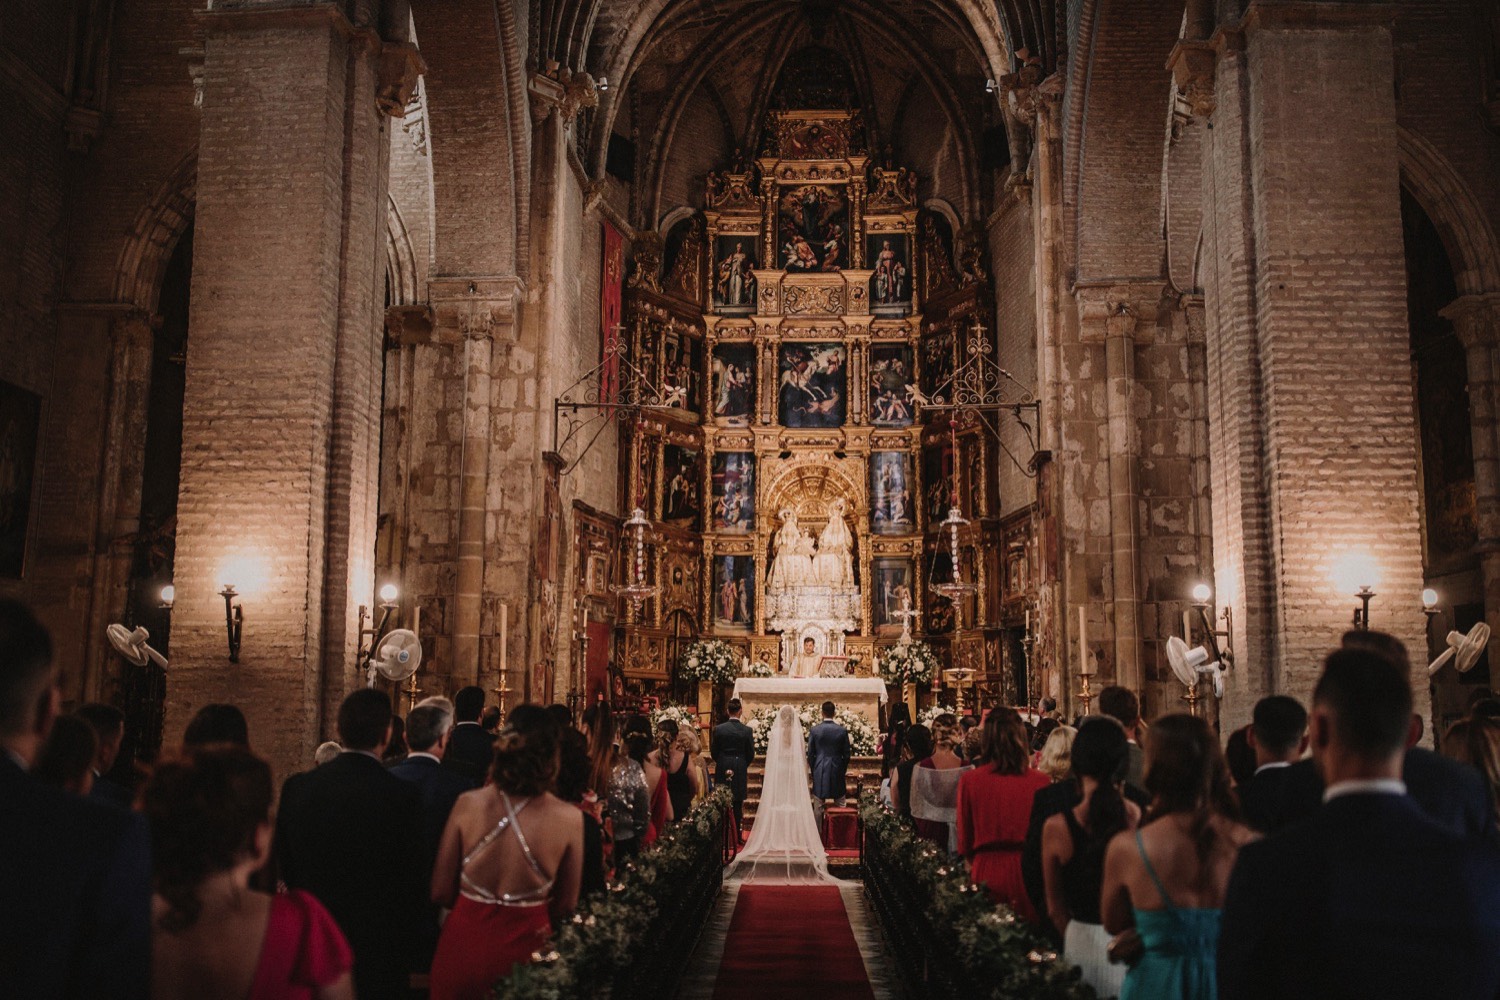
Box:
[611,110,1037,713]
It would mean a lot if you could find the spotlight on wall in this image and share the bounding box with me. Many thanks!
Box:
[984,78,997,94]
[1422,588,1440,619]
[1332,550,1379,630]
[1189,582,1235,670]
[219,583,243,663]
[597,75,610,92]
[159,584,175,611]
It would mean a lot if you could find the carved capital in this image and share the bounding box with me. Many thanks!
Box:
[1168,40,1217,119]
[376,41,427,118]
[1442,293,1500,350]
[528,69,598,125]
[1076,282,1165,344]
[999,62,1046,130]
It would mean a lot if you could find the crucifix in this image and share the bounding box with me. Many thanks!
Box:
[892,595,920,643]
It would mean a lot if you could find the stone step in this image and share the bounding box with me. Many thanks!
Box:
[739,756,884,829]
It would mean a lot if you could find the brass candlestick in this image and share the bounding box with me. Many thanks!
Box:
[493,678,514,722]
[404,672,422,715]
[1077,672,1096,715]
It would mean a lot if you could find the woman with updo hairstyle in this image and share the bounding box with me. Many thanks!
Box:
[909,714,970,849]
[429,705,583,1000]
[1101,713,1252,1000]
[142,746,353,1000]
[955,708,1050,920]
[891,723,934,819]
[626,730,673,845]
[1042,717,1140,997]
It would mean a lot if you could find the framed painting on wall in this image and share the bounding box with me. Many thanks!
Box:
[868,344,914,427]
[873,558,916,632]
[662,445,701,528]
[867,233,912,315]
[662,327,702,415]
[713,236,758,314]
[870,451,915,535]
[778,343,847,428]
[711,343,756,425]
[776,185,849,272]
[0,380,41,578]
[711,452,756,533]
[713,555,755,631]
[921,329,955,401]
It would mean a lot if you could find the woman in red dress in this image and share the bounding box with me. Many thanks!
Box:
[956,708,1051,922]
[627,732,673,846]
[429,706,583,1000]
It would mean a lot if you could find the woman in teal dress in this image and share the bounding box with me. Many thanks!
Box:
[1100,714,1256,1000]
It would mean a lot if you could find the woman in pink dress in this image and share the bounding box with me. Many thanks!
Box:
[956,708,1051,922]
[141,746,353,1000]
[429,706,583,1000]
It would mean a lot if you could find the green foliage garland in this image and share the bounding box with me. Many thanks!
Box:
[491,787,734,1000]
[860,796,1095,1000]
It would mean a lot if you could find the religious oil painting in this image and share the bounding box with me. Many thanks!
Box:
[922,437,954,522]
[662,444,701,528]
[873,559,916,632]
[713,236,758,314]
[711,344,756,425]
[713,555,755,630]
[921,329,955,401]
[778,343,847,428]
[867,233,912,314]
[777,185,849,272]
[662,326,702,414]
[712,452,756,533]
[870,452,915,535]
[868,344,915,427]
[0,380,40,578]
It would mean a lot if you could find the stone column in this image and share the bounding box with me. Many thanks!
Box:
[1443,294,1500,691]
[170,2,398,778]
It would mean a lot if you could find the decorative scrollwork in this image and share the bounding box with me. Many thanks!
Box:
[920,316,1041,479]
[552,329,686,475]
[782,282,845,316]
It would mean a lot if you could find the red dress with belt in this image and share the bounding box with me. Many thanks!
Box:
[955,766,1051,922]
[429,794,555,1000]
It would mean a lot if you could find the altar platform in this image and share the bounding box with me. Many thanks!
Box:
[730,676,889,725]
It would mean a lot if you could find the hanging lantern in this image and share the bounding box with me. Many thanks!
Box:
[930,506,977,602]
[611,507,658,606]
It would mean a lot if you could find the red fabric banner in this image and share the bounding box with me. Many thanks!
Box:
[601,221,624,413]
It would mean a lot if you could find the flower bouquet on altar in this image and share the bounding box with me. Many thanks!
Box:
[741,658,774,678]
[877,639,939,686]
[678,639,740,684]
[918,703,960,728]
[650,704,700,734]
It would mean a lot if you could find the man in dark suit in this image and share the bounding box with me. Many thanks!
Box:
[1098,685,1145,788]
[0,600,151,1000]
[1220,646,1500,999]
[389,696,477,859]
[74,702,131,808]
[1267,631,1494,840]
[1236,695,1308,833]
[1021,714,1148,939]
[713,698,755,828]
[444,684,494,781]
[275,688,428,1000]
[808,701,851,805]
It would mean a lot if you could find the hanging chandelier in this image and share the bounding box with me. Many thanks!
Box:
[611,505,658,607]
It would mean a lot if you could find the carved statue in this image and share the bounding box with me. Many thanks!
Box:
[812,499,855,590]
[768,509,813,592]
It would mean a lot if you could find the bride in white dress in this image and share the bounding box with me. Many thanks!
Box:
[723,705,837,884]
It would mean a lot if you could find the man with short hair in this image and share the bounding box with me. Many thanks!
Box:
[808,700,851,806]
[389,696,477,858]
[1220,647,1500,999]
[1097,685,1144,787]
[713,698,754,829]
[1236,695,1308,832]
[74,702,130,808]
[274,688,427,1000]
[444,684,493,780]
[0,600,151,1000]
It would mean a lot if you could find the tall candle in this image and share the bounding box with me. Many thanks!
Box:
[1183,610,1192,643]
[412,605,421,639]
[500,602,509,682]
[1078,605,1091,675]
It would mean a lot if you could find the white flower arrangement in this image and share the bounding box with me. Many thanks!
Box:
[877,639,940,685]
[742,658,774,678]
[918,703,960,728]
[649,704,700,734]
[745,703,879,756]
[678,639,740,684]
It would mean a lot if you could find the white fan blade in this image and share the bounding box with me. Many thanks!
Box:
[142,644,169,670]
[1426,647,1457,677]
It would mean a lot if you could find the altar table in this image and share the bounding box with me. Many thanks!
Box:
[730,677,889,728]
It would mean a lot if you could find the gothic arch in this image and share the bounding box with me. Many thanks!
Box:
[1398,126,1500,297]
[386,195,420,306]
[113,150,196,313]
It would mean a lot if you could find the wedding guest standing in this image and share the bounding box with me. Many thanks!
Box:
[1042,718,1140,998]
[712,699,755,829]
[274,689,427,1000]
[891,724,933,820]
[1098,687,1145,788]
[76,702,132,808]
[808,701,852,806]
[144,746,353,1000]
[910,716,968,849]
[429,706,582,999]
[555,727,609,895]
[32,714,98,796]
[389,697,477,862]
[1101,714,1253,1000]
[626,731,671,846]
[609,733,652,860]
[657,719,695,822]
[1219,648,1500,1000]
[445,686,494,781]
[181,703,250,749]
[1234,696,1306,833]
[1036,724,1078,783]
[956,708,1049,919]
[0,600,151,1000]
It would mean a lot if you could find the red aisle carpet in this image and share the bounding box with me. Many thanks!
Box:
[712,886,874,1000]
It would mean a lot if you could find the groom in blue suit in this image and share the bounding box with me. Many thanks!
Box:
[808,701,852,806]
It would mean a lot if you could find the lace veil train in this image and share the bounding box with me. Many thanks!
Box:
[723,704,837,885]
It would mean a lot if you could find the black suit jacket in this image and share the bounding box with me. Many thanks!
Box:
[88,774,133,810]
[1021,779,1150,940]
[388,754,477,861]
[1220,792,1500,1000]
[274,751,428,999]
[1271,749,1494,840]
[444,722,494,782]
[1235,764,1294,834]
[712,719,755,802]
[0,755,151,1000]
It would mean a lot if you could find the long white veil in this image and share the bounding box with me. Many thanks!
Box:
[723,704,837,884]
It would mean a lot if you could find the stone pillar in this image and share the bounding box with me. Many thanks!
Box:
[1443,294,1500,692]
[1199,2,1426,720]
[170,2,398,777]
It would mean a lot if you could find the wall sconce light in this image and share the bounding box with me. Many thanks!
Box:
[219,583,243,663]
[1422,588,1439,619]
[159,584,175,611]
[984,77,997,94]
[1190,582,1235,670]
[358,583,401,671]
[1332,550,1378,630]
[597,75,609,92]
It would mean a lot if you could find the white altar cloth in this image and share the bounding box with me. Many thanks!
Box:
[730,677,889,728]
